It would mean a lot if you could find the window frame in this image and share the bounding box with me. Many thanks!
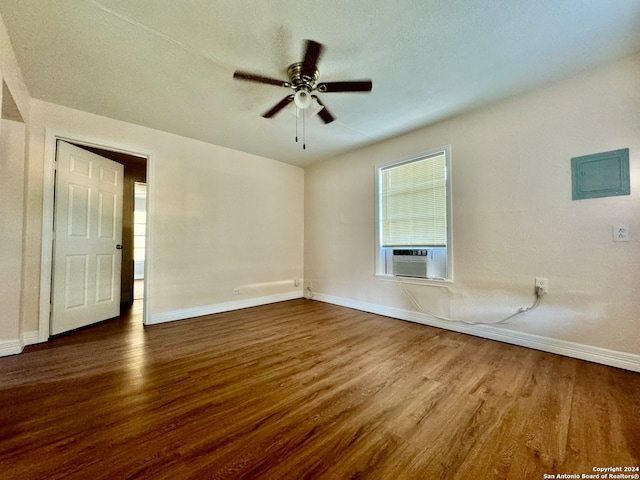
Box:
[374,145,453,282]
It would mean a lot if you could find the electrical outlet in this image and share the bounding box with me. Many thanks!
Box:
[613,224,629,242]
[233,288,241,295]
[535,277,548,295]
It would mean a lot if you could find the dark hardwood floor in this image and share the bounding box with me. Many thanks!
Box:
[1,299,638,479]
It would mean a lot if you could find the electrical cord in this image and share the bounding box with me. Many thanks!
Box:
[397,279,543,326]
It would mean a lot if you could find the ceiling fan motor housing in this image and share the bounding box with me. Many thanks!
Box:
[287,62,319,91]
[288,62,318,109]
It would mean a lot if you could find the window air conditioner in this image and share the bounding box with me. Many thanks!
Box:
[392,249,428,278]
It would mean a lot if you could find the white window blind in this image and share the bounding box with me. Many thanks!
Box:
[380,152,447,247]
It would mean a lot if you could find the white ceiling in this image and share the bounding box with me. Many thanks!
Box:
[1,0,639,167]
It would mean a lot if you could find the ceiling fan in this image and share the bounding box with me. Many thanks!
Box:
[233,39,373,128]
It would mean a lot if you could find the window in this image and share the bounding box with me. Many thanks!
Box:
[133,182,147,280]
[376,146,452,280]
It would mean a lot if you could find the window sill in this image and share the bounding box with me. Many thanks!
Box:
[375,273,452,287]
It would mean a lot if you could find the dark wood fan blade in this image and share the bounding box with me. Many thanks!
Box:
[262,95,294,118]
[311,95,335,124]
[317,80,373,93]
[233,71,289,88]
[301,40,323,79]
[317,107,335,124]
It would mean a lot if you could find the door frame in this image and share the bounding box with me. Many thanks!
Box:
[39,129,154,341]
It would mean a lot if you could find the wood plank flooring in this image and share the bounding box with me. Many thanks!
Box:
[0,299,638,479]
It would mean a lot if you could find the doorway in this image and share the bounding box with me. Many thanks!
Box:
[39,131,151,341]
[76,144,147,308]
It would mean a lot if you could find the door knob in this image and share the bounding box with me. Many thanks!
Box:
[116,244,123,250]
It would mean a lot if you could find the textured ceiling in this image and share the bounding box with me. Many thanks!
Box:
[1,0,639,167]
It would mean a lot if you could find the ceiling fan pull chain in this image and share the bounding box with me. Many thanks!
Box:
[295,107,299,143]
[303,108,306,150]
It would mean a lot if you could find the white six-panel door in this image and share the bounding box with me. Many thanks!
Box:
[51,141,124,335]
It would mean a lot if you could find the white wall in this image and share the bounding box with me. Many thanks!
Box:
[0,14,29,118]
[28,100,304,326]
[304,53,640,366]
[0,12,32,355]
[0,118,25,342]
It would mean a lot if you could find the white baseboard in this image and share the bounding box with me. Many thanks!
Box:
[313,293,640,373]
[0,330,41,357]
[0,339,22,357]
[21,330,40,347]
[148,291,304,325]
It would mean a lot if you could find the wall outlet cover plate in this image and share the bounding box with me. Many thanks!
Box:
[613,224,629,242]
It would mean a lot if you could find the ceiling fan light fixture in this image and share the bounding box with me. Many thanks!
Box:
[291,97,324,118]
[294,89,312,109]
